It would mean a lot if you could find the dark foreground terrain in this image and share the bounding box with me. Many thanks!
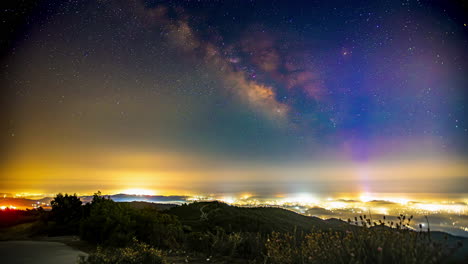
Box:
[0,240,87,264]
[0,193,467,263]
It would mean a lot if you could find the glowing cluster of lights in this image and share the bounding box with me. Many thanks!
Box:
[31,202,50,208]
[13,192,49,198]
[120,188,156,196]
[3,190,467,235]
[185,192,468,218]
[0,205,17,210]
[411,203,466,214]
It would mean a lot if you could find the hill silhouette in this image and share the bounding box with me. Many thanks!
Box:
[167,201,351,234]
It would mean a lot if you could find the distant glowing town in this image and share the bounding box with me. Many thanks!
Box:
[1,191,467,237]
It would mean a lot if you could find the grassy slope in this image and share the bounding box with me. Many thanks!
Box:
[166,201,468,260]
[167,201,349,234]
[0,222,36,241]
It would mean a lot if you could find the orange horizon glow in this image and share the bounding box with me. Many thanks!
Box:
[1,148,467,197]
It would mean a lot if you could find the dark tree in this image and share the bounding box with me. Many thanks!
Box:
[50,193,82,226]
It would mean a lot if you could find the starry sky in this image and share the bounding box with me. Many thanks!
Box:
[1,0,467,197]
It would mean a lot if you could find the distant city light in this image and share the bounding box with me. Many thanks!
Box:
[120,189,156,196]
[0,205,17,210]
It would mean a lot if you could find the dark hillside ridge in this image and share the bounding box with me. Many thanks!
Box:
[166,201,351,234]
[164,201,468,261]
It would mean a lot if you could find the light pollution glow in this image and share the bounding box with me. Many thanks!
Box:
[1,0,468,237]
[1,150,467,196]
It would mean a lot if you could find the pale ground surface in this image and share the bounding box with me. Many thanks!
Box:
[0,240,87,264]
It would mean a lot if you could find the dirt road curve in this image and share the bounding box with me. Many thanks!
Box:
[0,240,87,264]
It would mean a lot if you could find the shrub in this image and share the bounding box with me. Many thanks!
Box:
[234,232,265,260]
[80,196,135,246]
[50,193,83,224]
[80,193,183,248]
[78,239,166,264]
[265,227,450,264]
[49,193,83,235]
[132,208,184,249]
[265,232,301,264]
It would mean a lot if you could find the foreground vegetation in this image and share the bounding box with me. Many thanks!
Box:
[0,192,466,263]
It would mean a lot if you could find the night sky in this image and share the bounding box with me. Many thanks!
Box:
[1,0,467,197]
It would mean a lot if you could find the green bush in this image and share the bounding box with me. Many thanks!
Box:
[265,227,449,264]
[184,227,266,260]
[78,239,166,264]
[51,193,83,224]
[80,196,135,246]
[80,193,183,248]
[132,208,184,249]
[265,232,300,264]
[234,232,264,260]
[49,193,83,235]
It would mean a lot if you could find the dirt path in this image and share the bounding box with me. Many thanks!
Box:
[0,240,87,264]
